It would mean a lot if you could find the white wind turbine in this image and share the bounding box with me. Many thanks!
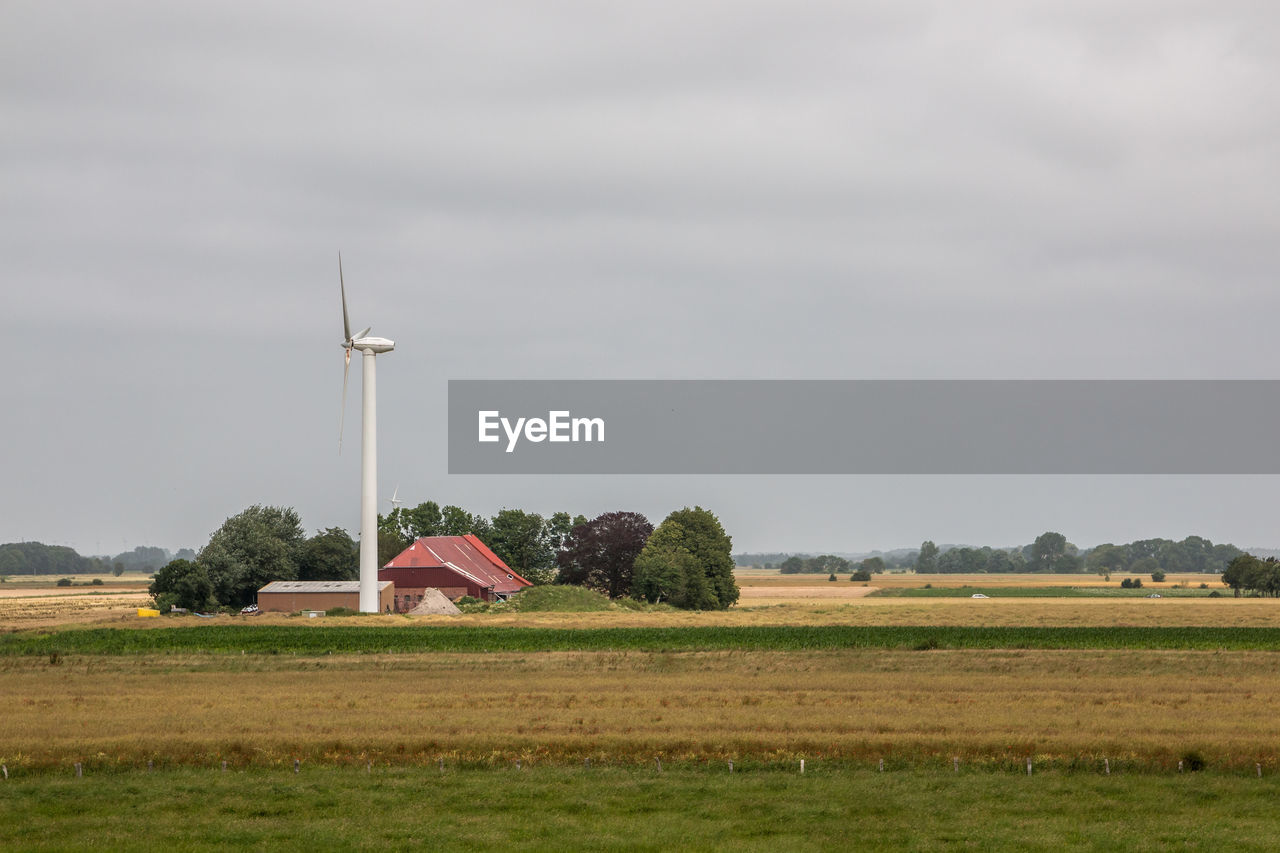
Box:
[338,253,394,613]
[386,484,403,513]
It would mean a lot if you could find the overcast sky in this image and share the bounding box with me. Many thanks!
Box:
[4,1,1279,558]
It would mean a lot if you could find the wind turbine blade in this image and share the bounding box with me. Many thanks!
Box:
[339,252,351,343]
[391,484,399,502]
[353,326,371,341]
[339,348,350,452]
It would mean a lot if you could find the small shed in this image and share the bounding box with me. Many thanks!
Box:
[256,580,394,613]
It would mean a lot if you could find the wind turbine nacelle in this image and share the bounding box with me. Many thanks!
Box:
[351,336,395,354]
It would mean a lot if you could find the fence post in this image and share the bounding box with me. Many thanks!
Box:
[879,758,884,773]
[728,760,733,773]
[1259,763,1264,778]
[1026,758,1032,776]
[222,760,227,772]
[75,762,82,778]
[655,757,662,773]
[2,764,7,780]
[1178,760,1184,773]
[585,758,591,769]
[953,757,959,773]
[800,759,805,774]
[1104,758,1110,776]
[294,759,300,774]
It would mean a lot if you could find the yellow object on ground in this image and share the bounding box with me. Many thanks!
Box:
[136,608,160,618]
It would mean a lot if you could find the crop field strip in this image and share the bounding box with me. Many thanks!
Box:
[5,648,1280,772]
[7,624,1280,655]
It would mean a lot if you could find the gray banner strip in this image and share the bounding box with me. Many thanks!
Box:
[447,380,1280,474]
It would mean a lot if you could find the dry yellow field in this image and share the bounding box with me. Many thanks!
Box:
[0,572,1273,630]
[3,572,1280,774]
[0,586,151,628]
[3,649,1278,772]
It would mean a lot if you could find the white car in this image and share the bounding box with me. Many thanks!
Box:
[1147,593,1162,599]
[971,593,989,599]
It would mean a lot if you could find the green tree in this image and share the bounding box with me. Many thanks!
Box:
[1150,569,1167,583]
[1087,543,1127,581]
[851,568,872,582]
[379,501,493,548]
[1029,532,1080,573]
[1130,556,1159,578]
[377,528,407,568]
[1222,554,1280,597]
[149,558,215,611]
[111,563,124,578]
[1222,554,1258,597]
[631,521,704,607]
[487,509,572,586]
[665,506,738,609]
[778,556,805,575]
[298,527,358,581]
[113,546,168,573]
[916,541,939,573]
[196,505,304,608]
[860,556,885,575]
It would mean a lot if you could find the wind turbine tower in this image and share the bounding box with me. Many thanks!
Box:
[338,254,394,613]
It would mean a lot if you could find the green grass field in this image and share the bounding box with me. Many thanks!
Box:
[1,765,1276,851]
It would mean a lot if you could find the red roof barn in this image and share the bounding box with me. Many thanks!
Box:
[380,534,532,610]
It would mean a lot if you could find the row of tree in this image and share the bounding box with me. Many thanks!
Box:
[910,533,1242,575]
[752,534,1247,578]
[777,555,886,575]
[151,502,739,612]
[378,503,579,586]
[0,542,193,577]
[556,509,738,609]
[1221,554,1280,597]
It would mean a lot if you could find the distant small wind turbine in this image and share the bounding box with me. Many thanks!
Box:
[337,253,394,613]
[387,485,403,513]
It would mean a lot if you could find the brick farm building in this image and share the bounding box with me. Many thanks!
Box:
[380,534,532,611]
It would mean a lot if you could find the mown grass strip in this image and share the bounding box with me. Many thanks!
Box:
[5,624,1280,655]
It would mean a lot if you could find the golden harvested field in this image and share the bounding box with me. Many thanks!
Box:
[4,571,1280,775]
[3,649,1279,772]
[0,575,1276,629]
[0,586,151,628]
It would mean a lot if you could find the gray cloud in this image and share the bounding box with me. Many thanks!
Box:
[4,1,1279,555]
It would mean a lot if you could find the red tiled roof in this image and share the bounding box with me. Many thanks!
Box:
[382,535,532,593]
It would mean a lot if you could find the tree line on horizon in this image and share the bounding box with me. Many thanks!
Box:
[740,533,1245,577]
[0,542,195,578]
